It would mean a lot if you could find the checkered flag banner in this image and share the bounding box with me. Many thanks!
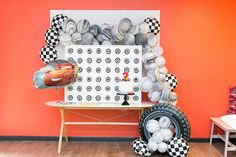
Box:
[167,137,190,157]
[40,45,58,64]
[51,14,68,31]
[144,17,160,35]
[132,139,152,157]
[44,28,60,47]
[165,73,178,91]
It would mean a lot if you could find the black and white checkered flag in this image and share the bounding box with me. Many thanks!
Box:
[51,14,68,31]
[132,139,152,157]
[165,73,178,91]
[44,28,60,47]
[40,45,58,64]
[167,137,190,157]
[144,17,160,35]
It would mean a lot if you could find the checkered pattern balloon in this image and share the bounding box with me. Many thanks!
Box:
[144,17,160,35]
[40,45,58,64]
[51,14,68,31]
[165,73,178,91]
[44,28,60,47]
[132,139,152,157]
[167,137,189,157]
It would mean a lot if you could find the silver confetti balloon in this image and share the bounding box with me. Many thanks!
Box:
[71,32,82,44]
[139,22,150,34]
[82,32,94,45]
[129,25,139,35]
[77,19,90,34]
[135,33,147,45]
[101,28,113,41]
[111,25,124,42]
[124,33,135,45]
[62,19,77,35]
[89,24,101,37]
[118,18,132,33]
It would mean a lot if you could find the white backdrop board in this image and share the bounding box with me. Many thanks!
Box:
[50,10,160,104]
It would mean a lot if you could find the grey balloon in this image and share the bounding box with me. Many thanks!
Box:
[118,18,132,33]
[62,18,77,35]
[135,33,147,45]
[89,24,101,37]
[101,28,113,41]
[129,25,139,35]
[77,19,90,34]
[71,32,82,44]
[96,34,105,43]
[111,25,124,41]
[124,33,135,45]
[81,32,94,45]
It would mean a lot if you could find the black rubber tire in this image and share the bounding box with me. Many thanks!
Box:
[139,103,191,142]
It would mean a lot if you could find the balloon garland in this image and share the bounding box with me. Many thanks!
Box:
[39,13,178,104]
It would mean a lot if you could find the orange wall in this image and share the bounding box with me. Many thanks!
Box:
[1,0,236,138]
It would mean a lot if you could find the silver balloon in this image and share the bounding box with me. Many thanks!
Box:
[81,32,94,45]
[101,28,113,41]
[89,24,101,37]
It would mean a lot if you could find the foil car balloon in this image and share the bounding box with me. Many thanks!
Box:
[33,60,78,89]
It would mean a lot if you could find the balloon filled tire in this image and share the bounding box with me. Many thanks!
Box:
[139,103,190,142]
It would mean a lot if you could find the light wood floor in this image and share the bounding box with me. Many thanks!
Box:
[0,141,235,157]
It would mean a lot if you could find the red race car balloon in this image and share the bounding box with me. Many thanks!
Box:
[33,60,78,89]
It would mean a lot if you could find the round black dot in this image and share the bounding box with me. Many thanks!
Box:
[124,48,130,54]
[105,67,111,73]
[133,77,139,83]
[124,67,130,72]
[77,95,82,101]
[67,95,73,101]
[115,86,119,92]
[67,86,73,91]
[96,58,102,63]
[114,95,120,101]
[105,48,111,54]
[77,76,83,82]
[87,48,92,54]
[77,58,83,64]
[115,77,120,83]
[96,48,101,54]
[78,67,83,73]
[95,95,101,101]
[77,86,82,92]
[105,58,111,63]
[96,67,101,73]
[86,67,92,73]
[87,58,92,63]
[115,58,121,64]
[86,86,92,92]
[77,48,83,54]
[134,67,139,73]
[105,95,110,101]
[115,67,120,73]
[68,48,73,54]
[105,76,111,82]
[86,76,92,82]
[95,86,101,91]
[105,86,111,91]
[133,86,139,92]
[96,77,101,82]
[133,95,139,101]
[115,48,121,54]
[134,58,140,64]
[86,95,92,101]
[68,57,73,62]
[134,48,140,54]
[124,58,130,64]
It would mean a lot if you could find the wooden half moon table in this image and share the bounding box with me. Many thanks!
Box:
[45,101,154,153]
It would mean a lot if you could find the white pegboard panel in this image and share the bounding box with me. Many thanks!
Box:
[64,45,142,104]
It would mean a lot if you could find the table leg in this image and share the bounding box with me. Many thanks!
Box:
[63,109,68,142]
[224,131,229,157]
[210,122,215,144]
[58,107,65,153]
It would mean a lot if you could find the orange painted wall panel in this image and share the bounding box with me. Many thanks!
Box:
[0,0,236,138]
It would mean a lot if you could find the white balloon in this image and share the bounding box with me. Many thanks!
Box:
[148,138,158,152]
[139,77,154,92]
[139,22,149,34]
[155,56,166,68]
[146,119,160,133]
[159,117,171,129]
[147,34,157,47]
[160,129,173,142]
[157,142,168,153]
[158,66,168,74]
[148,90,161,102]
[152,131,164,144]
[152,46,163,57]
